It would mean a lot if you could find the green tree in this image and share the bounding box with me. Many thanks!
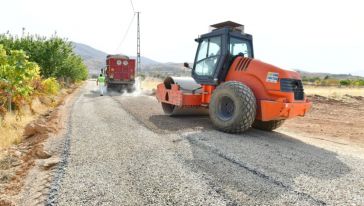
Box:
[0,44,40,114]
[0,33,88,81]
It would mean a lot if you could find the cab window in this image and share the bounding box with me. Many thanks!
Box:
[229,37,252,57]
[194,36,221,76]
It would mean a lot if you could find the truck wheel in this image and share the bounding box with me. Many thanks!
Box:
[117,85,123,92]
[252,120,285,131]
[209,81,256,133]
[127,85,135,93]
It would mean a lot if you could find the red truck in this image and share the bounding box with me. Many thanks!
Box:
[105,54,136,92]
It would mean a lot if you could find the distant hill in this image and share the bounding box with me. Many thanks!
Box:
[296,70,364,80]
[72,42,107,61]
[72,42,107,76]
[129,56,160,66]
[72,42,160,76]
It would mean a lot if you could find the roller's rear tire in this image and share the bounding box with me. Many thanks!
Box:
[252,119,285,131]
[161,103,176,116]
[209,81,256,133]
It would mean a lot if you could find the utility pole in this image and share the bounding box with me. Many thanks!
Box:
[136,12,141,76]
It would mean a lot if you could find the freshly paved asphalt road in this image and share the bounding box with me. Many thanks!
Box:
[53,81,364,205]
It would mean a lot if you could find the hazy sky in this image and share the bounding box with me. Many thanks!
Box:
[1,0,364,75]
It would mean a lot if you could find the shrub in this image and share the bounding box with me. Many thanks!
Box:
[339,80,351,86]
[138,73,146,80]
[353,79,364,86]
[41,77,60,95]
[0,79,10,118]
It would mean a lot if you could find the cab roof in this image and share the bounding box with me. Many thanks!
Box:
[210,21,244,33]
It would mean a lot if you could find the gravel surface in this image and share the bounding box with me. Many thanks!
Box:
[53,81,364,205]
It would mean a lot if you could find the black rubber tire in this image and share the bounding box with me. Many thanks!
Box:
[209,81,256,133]
[117,85,124,92]
[252,119,285,131]
[127,85,135,93]
[161,102,176,115]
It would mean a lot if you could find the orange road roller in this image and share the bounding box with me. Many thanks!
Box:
[156,21,312,133]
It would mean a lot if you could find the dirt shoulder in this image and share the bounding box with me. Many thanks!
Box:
[0,83,83,206]
[278,94,364,148]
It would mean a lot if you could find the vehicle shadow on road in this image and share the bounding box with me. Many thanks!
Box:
[182,129,351,204]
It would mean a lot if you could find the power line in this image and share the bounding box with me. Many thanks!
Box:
[130,0,135,13]
[115,0,136,52]
[115,13,136,52]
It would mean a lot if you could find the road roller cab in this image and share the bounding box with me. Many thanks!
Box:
[156,21,312,133]
[191,21,254,85]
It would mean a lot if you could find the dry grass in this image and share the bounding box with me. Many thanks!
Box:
[0,86,75,150]
[305,86,364,98]
[0,98,51,149]
[141,77,162,91]
[0,114,36,149]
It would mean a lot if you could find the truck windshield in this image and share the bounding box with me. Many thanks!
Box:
[194,36,222,76]
[229,37,252,57]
